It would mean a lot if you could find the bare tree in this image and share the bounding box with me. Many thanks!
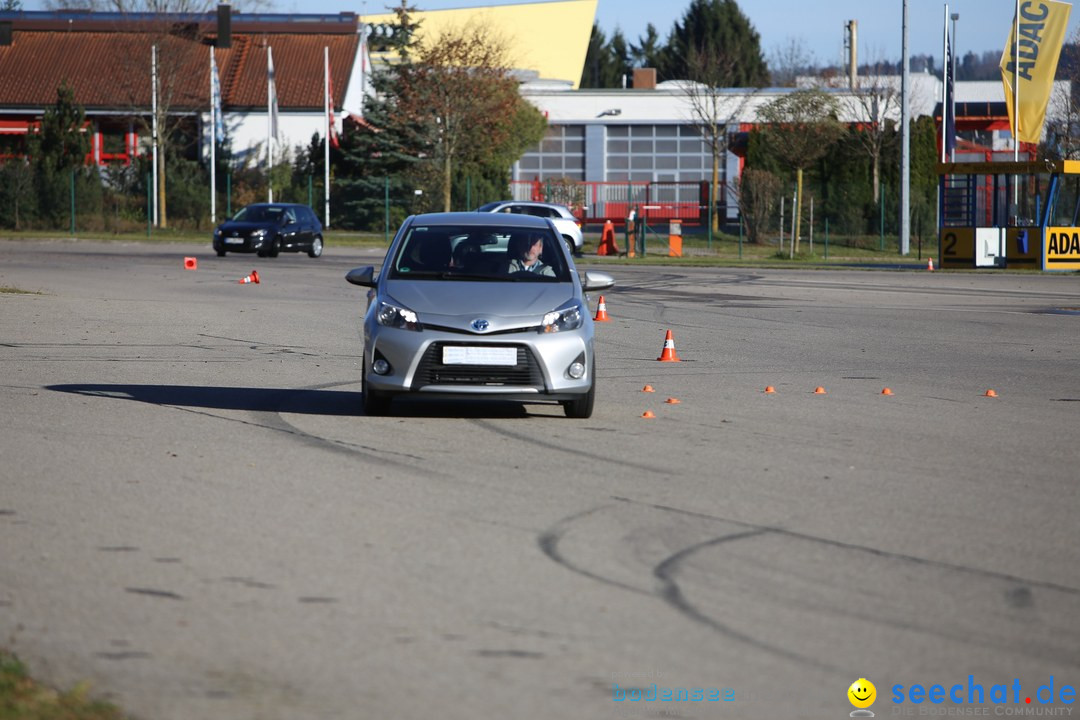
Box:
[769,37,816,88]
[395,22,526,212]
[833,61,902,205]
[756,88,845,252]
[682,44,755,232]
[733,167,781,244]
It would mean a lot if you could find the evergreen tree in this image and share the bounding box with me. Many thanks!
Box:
[659,0,768,86]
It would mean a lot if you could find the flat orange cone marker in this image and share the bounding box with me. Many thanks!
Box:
[594,295,611,322]
[657,330,680,362]
[813,386,827,395]
[881,387,894,396]
[184,256,197,270]
[764,386,776,394]
[984,389,998,398]
[665,397,681,404]
[927,258,934,271]
[642,384,655,393]
[641,410,655,418]
[238,270,260,285]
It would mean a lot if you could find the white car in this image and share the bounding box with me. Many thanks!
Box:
[476,201,584,256]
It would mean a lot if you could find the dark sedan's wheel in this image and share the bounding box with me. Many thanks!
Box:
[562,379,595,419]
[362,373,392,416]
[308,235,323,258]
[268,236,281,257]
[215,248,226,257]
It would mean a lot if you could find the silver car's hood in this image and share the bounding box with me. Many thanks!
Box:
[383,279,577,332]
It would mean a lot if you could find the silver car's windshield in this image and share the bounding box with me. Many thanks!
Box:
[388,225,570,282]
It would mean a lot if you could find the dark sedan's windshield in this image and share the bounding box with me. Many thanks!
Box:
[388,225,571,282]
[233,206,285,223]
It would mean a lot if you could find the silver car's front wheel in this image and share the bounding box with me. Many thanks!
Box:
[362,371,391,416]
[562,378,595,418]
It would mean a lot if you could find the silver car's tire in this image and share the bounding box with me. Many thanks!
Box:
[562,378,595,419]
[362,372,391,416]
[308,236,323,258]
[564,236,577,257]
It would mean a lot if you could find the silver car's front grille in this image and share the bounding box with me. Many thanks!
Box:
[412,343,544,388]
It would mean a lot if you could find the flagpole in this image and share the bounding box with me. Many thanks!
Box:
[152,44,159,227]
[1013,0,1020,161]
[210,46,217,224]
[267,45,274,203]
[325,46,331,228]
[1013,0,1020,212]
[941,3,948,163]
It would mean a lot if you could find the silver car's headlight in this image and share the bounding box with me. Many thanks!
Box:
[542,300,583,333]
[377,300,422,331]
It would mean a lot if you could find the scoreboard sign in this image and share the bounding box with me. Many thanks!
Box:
[1044,228,1080,270]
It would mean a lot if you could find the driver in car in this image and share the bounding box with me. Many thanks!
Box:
[507,233,555,276]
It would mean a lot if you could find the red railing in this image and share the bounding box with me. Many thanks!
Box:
[511,180,720,226]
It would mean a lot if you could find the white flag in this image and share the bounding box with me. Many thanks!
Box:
[211,50,225,142]
[268,46,279,139]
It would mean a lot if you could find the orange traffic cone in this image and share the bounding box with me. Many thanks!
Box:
[184,256,197,270]
[927,258,934,271]
[657,330,680,362]
[594,295,611,322]
[597,220,621,256]
[238,270,260,285]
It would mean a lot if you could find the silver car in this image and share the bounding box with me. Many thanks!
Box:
[345,212,615,418]
[476,200,585,256]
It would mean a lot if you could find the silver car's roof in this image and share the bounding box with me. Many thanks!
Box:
[408,212,553,229]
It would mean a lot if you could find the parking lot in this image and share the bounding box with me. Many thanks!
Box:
[1,239,1078,719]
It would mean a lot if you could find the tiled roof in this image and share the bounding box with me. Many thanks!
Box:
[0,24,358,112]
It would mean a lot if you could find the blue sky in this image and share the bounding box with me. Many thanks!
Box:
[19,0,1080,67]
[336,0,1080,67]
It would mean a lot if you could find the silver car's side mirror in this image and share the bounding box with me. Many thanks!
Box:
[346,266,377,287]
[582,271,615,292]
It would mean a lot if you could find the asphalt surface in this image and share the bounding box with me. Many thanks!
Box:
[1,239,1078,719]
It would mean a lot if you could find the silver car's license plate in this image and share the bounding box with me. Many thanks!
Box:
[443,346,516,366]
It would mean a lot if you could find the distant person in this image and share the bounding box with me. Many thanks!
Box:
[506,233,554,276]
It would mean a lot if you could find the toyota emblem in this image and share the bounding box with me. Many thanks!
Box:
[471,319,490,332]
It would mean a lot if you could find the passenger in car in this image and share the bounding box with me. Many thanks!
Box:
[506,233,555,276]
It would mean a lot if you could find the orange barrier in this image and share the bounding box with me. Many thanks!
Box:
[669,219,682,257]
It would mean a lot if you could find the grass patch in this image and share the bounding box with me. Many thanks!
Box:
[0,287,42,295]
[0,650,125,720]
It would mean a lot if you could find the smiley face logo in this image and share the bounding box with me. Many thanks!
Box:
[848,678,876,709]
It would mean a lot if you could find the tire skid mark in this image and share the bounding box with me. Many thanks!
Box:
[631,498,1080,597]
[539,498,1080,677]
[538,505,650,596]
[470,419,672,475]
[652,529,844,674]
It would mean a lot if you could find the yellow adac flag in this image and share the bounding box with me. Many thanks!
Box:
[1000,0,1072,144]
